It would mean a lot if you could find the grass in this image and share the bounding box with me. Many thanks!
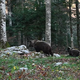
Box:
[0,53,80,80]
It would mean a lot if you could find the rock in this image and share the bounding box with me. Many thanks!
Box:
[21,50,30,54]
[13,51,24,55]
[7,46,19,51]
[53,53,61,57]
[18,45,27,50]
[13,51,22,53]
[55,62,62,66]
[0,45,29,57]
[0,54,6,57]
[32,63,35,66]
[55,62,68,66]
[20,67,28,72]
[6,45,27,51]
[2,50,13,55]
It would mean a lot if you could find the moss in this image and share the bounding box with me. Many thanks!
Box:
[5,42,10,47]
[0,41,10,49]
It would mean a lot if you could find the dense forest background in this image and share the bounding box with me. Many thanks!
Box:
[3,0,80,51]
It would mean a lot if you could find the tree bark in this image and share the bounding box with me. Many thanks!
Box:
[0,0,7,48]
[45,0,51,46]
[76,0,80,50]
[69,0,74,48]
[18,31,21,45]
[8,0,12,26]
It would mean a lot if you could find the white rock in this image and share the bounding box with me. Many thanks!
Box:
[35,52,38,54]
[59,70,64,74]
[55,62,62,66]
[6,45,27,51]
[32,63,35,66]
[21,50,29,54]
[7,46,18,51]
[13,51,23,54]
[18,45,27,50]
[32,53,34,56]
[0,45,29,57]
[36,56,39,58]
[0,54,6,57]
[53,53,61,57]
[20,67,28,72]
[37,52,41,54]
[3,50,13,55]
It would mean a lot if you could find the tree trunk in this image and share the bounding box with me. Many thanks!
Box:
[18,31,21,45]
[25,36,27,47]
[45,0,51,46]
[23,34,26,45]
[8,0,12,26]
[69,0,74,48]
[76,0,80,50]
[0,0,7,48]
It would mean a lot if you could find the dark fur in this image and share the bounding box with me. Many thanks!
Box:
[29,40,53,56]
[67,47,80,57]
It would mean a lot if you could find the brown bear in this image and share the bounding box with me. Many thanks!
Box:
[67,47,80,57]
[29,40,53,56]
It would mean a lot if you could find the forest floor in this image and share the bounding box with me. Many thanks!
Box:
[0,52,80,80]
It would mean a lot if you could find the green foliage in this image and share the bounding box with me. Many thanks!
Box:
[10,0,45,40]
[6,0,70,46]
[51,0,68,46]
